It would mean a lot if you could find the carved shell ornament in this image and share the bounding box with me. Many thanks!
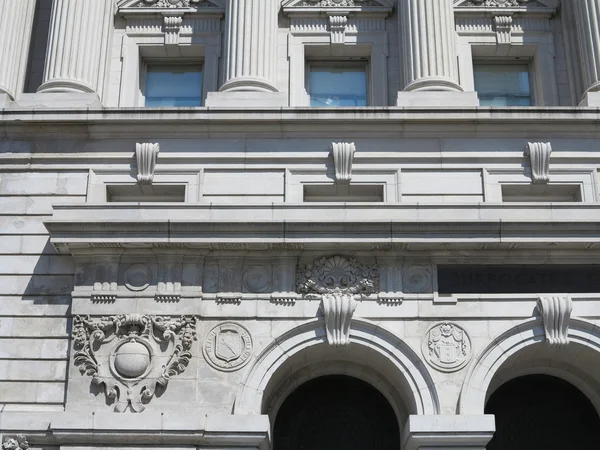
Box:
[297,256,379,346]
[73,314,197,412]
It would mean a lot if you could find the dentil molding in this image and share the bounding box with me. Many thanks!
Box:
[73,314,197,412]
[297,256,379,346]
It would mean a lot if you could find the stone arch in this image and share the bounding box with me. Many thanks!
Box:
[459,317,600,415]
[234,318,439,425]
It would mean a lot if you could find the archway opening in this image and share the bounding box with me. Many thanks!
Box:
[273,375,400,450]
[485,374,600,450]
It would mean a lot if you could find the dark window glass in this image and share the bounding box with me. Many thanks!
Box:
[474,64,531,106]
[145,65,202,107]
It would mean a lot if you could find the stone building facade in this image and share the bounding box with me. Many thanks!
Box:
[1,0,600,449]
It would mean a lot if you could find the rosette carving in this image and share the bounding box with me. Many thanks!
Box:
[297,256,378,346]
[73,314,197,412]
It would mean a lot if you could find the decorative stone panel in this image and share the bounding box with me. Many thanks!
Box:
[297,256,379,346]
[73,314,197,412]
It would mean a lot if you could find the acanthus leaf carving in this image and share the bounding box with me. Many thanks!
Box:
[297,256,378,346]
[73,314,197,412]
[537,295,572,346]
[332,142,355,184]
[2,436,29,450]
[525,142,552,184]
[136,143,160,184]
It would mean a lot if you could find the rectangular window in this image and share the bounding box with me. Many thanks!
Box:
[145,65,203,107]
[501,184,582,202]
[474,64,532,106]
[308,63,368,107]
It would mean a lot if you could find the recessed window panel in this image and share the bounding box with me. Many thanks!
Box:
[145,65,202,107]
[474,64,532,106]
[308,64,368,107]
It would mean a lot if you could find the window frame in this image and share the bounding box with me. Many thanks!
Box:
[472,60,534,107]
[141,60,205,107]
[305,59,371,108]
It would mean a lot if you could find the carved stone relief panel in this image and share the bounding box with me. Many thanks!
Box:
[2,436,28,450]
[203,322,253,371]
[403,263,433,294]
[73,314,197,412]
[297,255,379,346]
[422,322,472,372]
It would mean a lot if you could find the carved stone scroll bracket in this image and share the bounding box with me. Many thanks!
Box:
[493,15,513,46]
[73,314,197,413]
[297,255,379,346]
[163,14,183,46]
[536,295,573,346]
[328,15,348,45]
[332,142,356,184]
[135,143,160,184]
[322,292,357,347]
[525,142,552,184]
[2,435,29,450]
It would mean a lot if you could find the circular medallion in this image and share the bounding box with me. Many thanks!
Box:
[113,339,152,379]
[243,265,271,293]
[421,322,472,373]
[203,322,253,372]
[124,264,151,291]
[403,265,431,293]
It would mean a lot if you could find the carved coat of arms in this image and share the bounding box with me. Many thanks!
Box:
[204,322,253,371]
[422,323,472,372]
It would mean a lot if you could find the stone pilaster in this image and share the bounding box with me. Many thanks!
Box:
[37,0,113,98]
[0,0,36,101]
[573,0,600,106]
[206,0,286,106]
[397,0,478,106]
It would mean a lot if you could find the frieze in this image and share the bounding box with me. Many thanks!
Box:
[454,0,544,7]
[203,322,253,371]
[73,314,197,412]
[422,322,472,372]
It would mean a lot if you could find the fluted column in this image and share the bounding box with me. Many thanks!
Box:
[0,0,36,100]
[220,0,279,92]
[573,0,600,101]
[399,0,462,92]
[38,0,113,96]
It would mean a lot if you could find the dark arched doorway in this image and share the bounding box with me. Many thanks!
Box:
[273,375,400,450]
[485,374,600,450]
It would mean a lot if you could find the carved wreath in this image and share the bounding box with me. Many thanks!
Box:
[296,255,379,297]
[73,313,197,412]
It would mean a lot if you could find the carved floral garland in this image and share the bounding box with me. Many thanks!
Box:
[73,314,197,412]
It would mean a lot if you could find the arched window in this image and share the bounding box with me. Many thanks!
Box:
[486,375,600,450]
[273,375,400,450]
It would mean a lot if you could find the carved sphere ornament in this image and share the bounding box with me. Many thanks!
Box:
[203,322,253,371]
[73,314,197,412]
[422,322,472,372]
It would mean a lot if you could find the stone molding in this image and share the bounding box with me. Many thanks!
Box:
[525,141,552,184]
[73,314,197,412]
[537,295,573,346]
[135,143,160,184]
[331,142,355,184]
[297,256,378,346]
[1,436,28,450]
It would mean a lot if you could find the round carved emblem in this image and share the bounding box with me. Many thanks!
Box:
[422,322,472,373]
[203,322,253,372]
[243,265,271,293]
[404,265,431,293]
[124,264,151,291]
[112,339,152,379]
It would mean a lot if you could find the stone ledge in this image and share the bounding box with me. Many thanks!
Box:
[44,203,600,253]
[402,415,495,450]
[0,412,269,448]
